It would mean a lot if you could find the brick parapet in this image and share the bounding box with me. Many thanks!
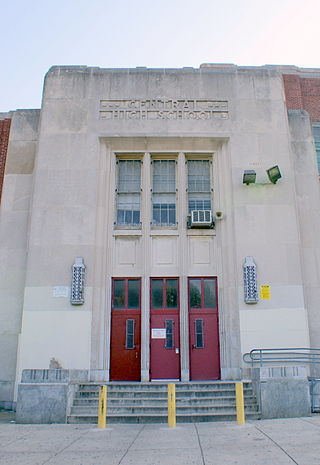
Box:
[0,118,11,202]
[283,74,320,122]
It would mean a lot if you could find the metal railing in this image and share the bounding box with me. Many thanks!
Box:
[243,347,320,369]
[243,347,320,413]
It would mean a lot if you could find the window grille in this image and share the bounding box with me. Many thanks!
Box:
[152,160,176,226]
[187,160,212,213]
[116,160,141,226]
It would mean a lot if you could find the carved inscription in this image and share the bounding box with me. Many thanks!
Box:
[99,99,228,120]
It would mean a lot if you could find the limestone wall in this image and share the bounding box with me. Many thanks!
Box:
[0,109,39,407]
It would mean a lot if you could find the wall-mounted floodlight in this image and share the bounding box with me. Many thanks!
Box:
[266,165,281,184]
[243,170,256,185]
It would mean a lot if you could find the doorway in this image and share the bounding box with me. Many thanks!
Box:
[110,278,141,381]
[188,277,220,380]
[150,278,180,380]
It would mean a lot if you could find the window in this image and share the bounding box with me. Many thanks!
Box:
[187,160,212,212]
[194,319,204,348]
[152,160,176,226]
[189,278,217,309]
[151,278,178,309]
[116,160,141,226]
[125,319,135,349]
[165,319,174,349]
[112,278,140,309]
[312,125,320,173]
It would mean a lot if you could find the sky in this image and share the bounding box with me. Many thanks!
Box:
[1,0,320,112]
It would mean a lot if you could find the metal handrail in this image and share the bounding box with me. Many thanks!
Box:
[243,347,320,367]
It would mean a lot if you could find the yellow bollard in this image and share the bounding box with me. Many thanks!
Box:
[236,382,245,425]
[168,383,176,427]
[98,385,107,428]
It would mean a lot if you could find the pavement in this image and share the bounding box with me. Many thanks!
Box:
[1,412,320,465]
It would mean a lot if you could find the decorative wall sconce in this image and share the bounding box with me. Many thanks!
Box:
[243,256,258,304]
[243,166,282,185]
[71,257,86,305]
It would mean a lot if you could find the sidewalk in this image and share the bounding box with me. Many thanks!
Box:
[1,414,320,465]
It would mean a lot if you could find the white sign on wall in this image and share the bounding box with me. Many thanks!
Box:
[52,286,69,298]
[151,328,166,339]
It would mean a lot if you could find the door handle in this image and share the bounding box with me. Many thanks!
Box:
[135,352,138,359]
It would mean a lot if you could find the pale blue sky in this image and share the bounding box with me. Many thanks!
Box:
[2,0,319,112]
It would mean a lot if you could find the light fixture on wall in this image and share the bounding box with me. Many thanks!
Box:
[243,170,256,185]
[243,256,258,304]
[266,165,282,184]
[243,166,282,185]
[71,257,86,305]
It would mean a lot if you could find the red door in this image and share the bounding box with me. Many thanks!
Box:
[188,277,220,380]
[110,278,141,381]
[150,278,180,380]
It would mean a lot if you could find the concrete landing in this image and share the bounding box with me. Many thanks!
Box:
[1,415,320,464]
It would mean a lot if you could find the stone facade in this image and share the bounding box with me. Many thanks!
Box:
[1,64,320,416]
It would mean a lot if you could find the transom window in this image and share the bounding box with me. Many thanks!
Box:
[187,160,212,212]
[152,160,176,226]
[151,278,178,309]
[116,160,141,226]
[112,278,140,309]
[189,278,217,309]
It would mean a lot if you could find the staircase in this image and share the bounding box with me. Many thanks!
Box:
[67,382,260,424]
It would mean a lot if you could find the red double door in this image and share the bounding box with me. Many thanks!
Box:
[110,277,220,381]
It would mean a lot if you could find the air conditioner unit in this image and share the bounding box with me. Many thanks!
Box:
[190,210,214,228]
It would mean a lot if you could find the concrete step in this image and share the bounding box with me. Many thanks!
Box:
[76,388,255,398]
[67,411,261,424]
[71,405,259,415]
[73,395,257,407]
[76,382,250,392]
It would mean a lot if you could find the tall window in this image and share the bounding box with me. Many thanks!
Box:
[187,160,212,212]
[312,124,320,173]
[116,160,141,226]
[152,160,176,226]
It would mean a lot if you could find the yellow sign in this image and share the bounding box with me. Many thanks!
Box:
[260,285,271,300]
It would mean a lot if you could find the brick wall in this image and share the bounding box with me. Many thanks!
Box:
[283,74,320,121]
[0,118,11,202]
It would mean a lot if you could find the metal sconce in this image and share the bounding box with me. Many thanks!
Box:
[71,257,85,305]
[243,170,256,185]
[243,165,282,185]
[266,165,282,184]
[243,256,258,304]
